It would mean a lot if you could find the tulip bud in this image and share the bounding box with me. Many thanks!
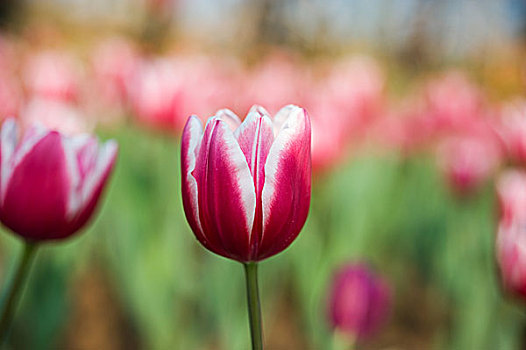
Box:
[496,170,526,298]
[327,263,390,341]
[0,118,118,241]
[181,105,311,262]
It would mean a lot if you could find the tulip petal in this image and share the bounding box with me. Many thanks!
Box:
[248,105,271,118]
[181,115,216,252]
[272,104,297,136]
[67,139,118,234]
[194,118,256,261]
[1,120,48,202]
[0,132,70,239]
[234,110,274,256]
[259,105,311,260]
[0,118,18,201]
[215,108,242,131]
[63,134,97,217]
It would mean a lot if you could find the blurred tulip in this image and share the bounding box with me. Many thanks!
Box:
[327,263,390,341]
[130,55,242,134]
[0,118,117,241]
[181,105,311,262]
[306,56,384,172]
[424,71,484,134]
[243,53,305,115]
[0,72,21,120]
[91,37,141,109]
[436,123,501,195]
[129,58,182,131]
[498,99,526,165]
[23,50,82,103]
[21,98,91,136]
[309,102,352,172]
[496,170,526,298]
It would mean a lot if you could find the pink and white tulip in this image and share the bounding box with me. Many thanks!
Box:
[0,118,117,241]
[496,170,526,298]
[181,105,311,262]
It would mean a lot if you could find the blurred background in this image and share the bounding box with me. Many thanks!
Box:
[1,0,526,349]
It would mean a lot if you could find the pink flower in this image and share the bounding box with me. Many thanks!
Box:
[306,56,384,172]
[129,58,182,131]
[424,71,484,134]
[327,263,390,340]
[436,122,502,195]
[0,118,118,241]
[498,99,526,165]
[496,170,526,298]
[181,105,311,262]
[91,37,141,109]
[243,53,305,115]
[21,98,92,136]
[23,50,82,103]
[0,72,21,120]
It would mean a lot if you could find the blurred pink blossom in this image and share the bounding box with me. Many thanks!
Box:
[496,170,526,298]
[242,53,306,116]
[21,98,92,136]
[129,55,240,133]
[436,123,502,195]
[423,71,485,135]
[307,56,384,172]
[23,50,83,103]
[327,262,390,341]
[497,99,526,166]
[91,37,141,109]
[0,72,21,120]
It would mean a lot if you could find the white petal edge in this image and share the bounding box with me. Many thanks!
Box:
[215,109,242,131]
[1,119,49,204]
[272,104,300,137]
[248,105,271,118]
[63,134,97,218]
[260,106,307,241]
[183,116,205,235]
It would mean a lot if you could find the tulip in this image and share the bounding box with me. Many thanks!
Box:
[436,122,502,195]
[0,118,118,342]
[498,99,526,166]
[496,170,526,298]
[327,263,390,345]
[21,98,92,136]
[424,71,484,134]
[181,105,311,349]
[23,50,82,104]
[0,72,21,121]
[91,37,140,110]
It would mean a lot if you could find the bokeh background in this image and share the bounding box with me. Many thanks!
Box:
[1,0,526,349]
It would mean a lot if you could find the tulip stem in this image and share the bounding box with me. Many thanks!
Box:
[0,241,38,344]
[244,262,263,350]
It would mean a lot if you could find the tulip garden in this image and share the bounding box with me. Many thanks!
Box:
[1,1,526,349]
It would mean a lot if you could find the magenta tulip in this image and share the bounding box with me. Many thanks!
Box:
[0,118,118,241]
[181,105,311,262]
[327,263,390,341]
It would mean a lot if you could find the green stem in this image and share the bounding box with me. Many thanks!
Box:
[243,262,263,350]
[0,241,38,344]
